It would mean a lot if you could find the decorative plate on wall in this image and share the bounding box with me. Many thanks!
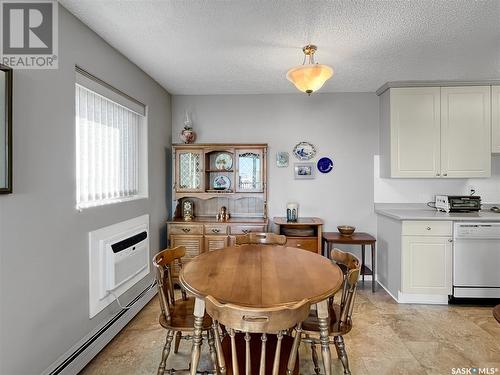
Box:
[317,157,334,173]
[215,153,233,170]
[293,142,316,160]
[213,175,231,190]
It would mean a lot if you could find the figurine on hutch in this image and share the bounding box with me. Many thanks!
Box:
[180,111,196,144]
[216,206,230,222]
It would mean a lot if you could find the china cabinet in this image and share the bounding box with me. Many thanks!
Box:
[379,85,491,178]
[168,144,268,274]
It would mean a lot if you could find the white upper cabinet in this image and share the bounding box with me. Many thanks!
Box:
[389,88,441,177]
[441,86,491,178]
[492,86,500,154]
[380,85,492,178]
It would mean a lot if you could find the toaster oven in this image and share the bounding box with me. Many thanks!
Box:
[435,195,481,213]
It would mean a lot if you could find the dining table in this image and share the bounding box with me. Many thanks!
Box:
[179,244,344,375]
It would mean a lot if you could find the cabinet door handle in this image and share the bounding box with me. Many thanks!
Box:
[436,173,441,176]
[212,228,220,233]
[242,229,250,234]
[443,173,448,176]
[448,239,453,242]
[426,227,431,231]
[182,228,191,233]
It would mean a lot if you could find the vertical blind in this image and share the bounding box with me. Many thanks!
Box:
[76,84,142,209]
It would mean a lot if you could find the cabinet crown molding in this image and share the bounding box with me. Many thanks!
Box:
[376,80,500,96]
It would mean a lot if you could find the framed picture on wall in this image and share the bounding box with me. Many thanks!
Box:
[276,151,289,167]
[294,162,315,179]
[0,64,12,194]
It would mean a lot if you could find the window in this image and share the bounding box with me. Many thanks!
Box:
[75,68,147,209]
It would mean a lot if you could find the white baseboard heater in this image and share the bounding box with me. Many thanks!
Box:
[43,285,156,375]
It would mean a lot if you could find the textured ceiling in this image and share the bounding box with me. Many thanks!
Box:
[60,0,500,95]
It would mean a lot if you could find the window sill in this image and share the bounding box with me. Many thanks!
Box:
[77,195,148,211]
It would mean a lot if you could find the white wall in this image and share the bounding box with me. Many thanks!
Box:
[172,93,379,234]
[374,155,500,203]
[0,5,171,375]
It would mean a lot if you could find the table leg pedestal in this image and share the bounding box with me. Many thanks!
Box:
[317,300,332,375]
[190,297,205,375]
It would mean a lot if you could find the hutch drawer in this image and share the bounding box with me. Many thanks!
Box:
[230,225,267,235]
[204,224,229,235]
[169,223,203,235]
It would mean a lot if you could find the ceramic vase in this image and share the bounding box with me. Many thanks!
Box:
[180,127,196,144]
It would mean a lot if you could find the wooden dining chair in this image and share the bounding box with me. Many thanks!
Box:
[153,246,217,375]
[299,249,360,375]
[235,232,287,246]
[205,295,310,375]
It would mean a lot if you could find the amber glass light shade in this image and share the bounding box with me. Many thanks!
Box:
[286,64,334,95]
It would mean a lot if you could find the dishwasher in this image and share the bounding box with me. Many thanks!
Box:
[453,222,500,299]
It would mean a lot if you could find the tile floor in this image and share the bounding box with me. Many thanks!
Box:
[80,284,500,374]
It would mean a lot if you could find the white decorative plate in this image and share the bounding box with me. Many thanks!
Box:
[213,175,231,190]
[215,153,233,170]
[293,142,316,160]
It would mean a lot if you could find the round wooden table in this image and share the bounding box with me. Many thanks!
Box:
[180,245,344,375]
[494,305,500,324]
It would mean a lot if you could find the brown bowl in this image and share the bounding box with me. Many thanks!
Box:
[337,225,355,236]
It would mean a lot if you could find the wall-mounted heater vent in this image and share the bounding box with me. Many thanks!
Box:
[89,215,150,318]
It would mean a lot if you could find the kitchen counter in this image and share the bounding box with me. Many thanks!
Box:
[375,204,500,221]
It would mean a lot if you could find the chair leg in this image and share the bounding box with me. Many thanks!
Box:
[158,330,174,375]
[174,331,182,354]
[207,328,218,373]
[310,341,321,375]
[286,323,302,374]
[334,336,351,375]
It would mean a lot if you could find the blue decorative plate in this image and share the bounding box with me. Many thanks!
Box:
[317,157,334,173]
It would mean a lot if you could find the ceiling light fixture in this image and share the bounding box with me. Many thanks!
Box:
[286,44,333,95]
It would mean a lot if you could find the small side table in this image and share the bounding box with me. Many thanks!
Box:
[323,232,377,292]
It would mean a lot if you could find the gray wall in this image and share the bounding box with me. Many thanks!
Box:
[172,93,378,234]
[0,6,171,375]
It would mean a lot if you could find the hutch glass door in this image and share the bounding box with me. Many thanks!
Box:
[176,149,204,192]
[235,149,263,192]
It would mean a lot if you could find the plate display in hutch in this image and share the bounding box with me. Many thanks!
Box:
[169,143,268,277]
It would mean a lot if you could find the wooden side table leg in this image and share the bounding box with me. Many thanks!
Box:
[190,297,205,375]
[371,243,376,292]
[361,244,365,284]
[317,300,332,375]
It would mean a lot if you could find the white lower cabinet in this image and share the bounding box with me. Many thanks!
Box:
[399,221,452,303]
[401,235,452,295]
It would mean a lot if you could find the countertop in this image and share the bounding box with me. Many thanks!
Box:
[375,203,500,221]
